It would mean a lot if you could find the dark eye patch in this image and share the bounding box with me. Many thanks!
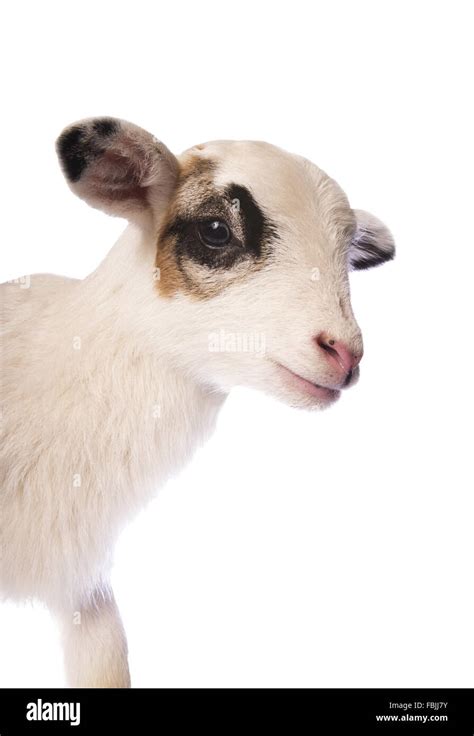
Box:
[163,183,278,271]
[164,194,244,270]
[225,184,279,260]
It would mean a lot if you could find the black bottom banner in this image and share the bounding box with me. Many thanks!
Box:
[0,688,472,734]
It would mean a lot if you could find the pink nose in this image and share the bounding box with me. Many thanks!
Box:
[316,332,362,376]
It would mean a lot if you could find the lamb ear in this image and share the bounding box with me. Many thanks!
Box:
[56,117,179,221]
[349,210,395,270]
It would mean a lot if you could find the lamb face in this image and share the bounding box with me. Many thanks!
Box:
[57,118,395,409]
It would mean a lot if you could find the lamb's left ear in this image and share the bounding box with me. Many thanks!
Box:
[56,117,179,221]
[349,210,395,270]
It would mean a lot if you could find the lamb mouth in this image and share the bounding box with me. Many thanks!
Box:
[273,362,340,402]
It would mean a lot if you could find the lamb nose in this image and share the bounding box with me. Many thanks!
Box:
[316,332,362,374]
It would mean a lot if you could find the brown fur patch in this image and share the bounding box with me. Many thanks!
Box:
[155,154,216,298]
[154,155,274,300]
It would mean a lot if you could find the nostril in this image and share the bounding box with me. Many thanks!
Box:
[315,332,362,374]
[316,333,332,352]
[316,333,339,358]
[316,337,340,365]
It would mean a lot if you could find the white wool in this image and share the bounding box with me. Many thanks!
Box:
[0,122,394,686]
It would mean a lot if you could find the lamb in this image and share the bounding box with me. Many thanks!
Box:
[0,117,395,687]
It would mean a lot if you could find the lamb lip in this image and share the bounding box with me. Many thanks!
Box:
[274,361,340,401]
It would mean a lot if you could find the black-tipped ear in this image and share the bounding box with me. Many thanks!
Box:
[56,117,179,221]
[349,210,395,271]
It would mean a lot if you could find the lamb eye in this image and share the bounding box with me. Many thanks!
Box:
[197,220,232,248]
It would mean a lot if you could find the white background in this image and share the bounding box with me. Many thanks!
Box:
[1,0,473,687]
